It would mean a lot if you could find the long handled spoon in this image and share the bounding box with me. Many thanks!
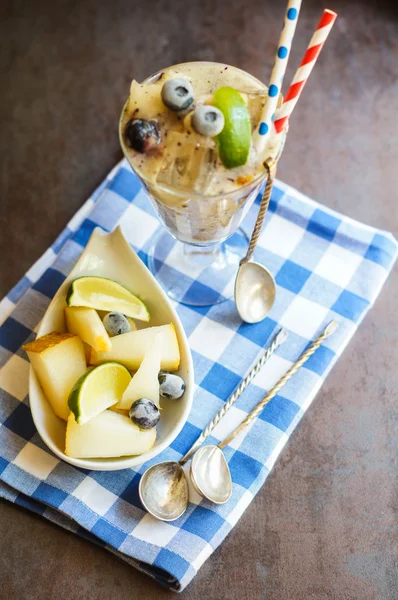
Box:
[139,329,287,521]
[235,158,277,323]
[190,320,338,504]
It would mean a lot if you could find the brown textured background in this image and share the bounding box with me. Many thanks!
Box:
[1,0,398,598]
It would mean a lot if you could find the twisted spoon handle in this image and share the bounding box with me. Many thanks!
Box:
[218,320,338,450]
[241,158,277,266]
[179,328,288,465]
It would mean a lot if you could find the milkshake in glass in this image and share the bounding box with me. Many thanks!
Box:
[119,62,285,305]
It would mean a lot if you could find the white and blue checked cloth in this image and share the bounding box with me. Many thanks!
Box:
[0,159,396,591]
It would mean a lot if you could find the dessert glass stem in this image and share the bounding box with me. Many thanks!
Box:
[183,243,220,267]
[147,226,250,306]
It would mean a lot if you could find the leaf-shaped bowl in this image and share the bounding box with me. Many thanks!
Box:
[28,226,194,471]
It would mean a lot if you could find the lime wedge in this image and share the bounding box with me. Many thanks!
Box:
[68,362,131,424]
[213,87,251,169]
[66,276,150,322]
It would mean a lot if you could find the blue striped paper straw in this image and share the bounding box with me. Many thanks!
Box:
[254,0,302,154]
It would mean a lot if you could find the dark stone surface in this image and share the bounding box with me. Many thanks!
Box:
[1,0,397,598]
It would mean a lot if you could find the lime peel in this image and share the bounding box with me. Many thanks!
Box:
[66,276,150,322]
[68,361,132,424]
[213,86,251,169]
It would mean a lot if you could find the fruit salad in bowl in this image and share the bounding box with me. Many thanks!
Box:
[24,227,194,471]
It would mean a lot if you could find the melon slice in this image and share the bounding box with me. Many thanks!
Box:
[65,306,112,352]
[90,323,180,371]
[65,410,156,458]
[116,335,161,410]
[23,332,87,420]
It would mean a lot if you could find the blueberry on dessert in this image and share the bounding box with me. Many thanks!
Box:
[161,78,194,111]
[124,119,161,153]
[191,105,225,136]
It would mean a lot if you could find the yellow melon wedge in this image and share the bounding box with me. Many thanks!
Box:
[23,332,87,421]
[116,335,162,410]
[65,410,156,458]
[65,306,112,352]
[90,323,180,371]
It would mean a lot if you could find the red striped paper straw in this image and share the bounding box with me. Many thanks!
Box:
[274,9,337,134]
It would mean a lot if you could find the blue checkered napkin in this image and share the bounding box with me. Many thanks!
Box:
[0,159,396,591]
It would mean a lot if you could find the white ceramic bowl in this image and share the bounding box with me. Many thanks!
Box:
[29,226,194,471]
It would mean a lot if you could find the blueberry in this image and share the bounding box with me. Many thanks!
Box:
[103,312,131,337]
[161,78,194,111]
[129,398,160,429]
[158,372,185,400]
[192,105,225,137]
[124,119,161,153]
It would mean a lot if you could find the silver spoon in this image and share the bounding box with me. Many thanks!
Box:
[139,329,288,521]
[235,158,277,323]
[190,320,338,504]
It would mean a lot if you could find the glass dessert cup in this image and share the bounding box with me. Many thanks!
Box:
[119,62,284,306]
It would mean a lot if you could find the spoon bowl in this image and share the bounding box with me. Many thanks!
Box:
[139,461,189,521]
[138,331,287,520]
[235,261,276,323]
[138,323,336,520]
[191,445,232,504]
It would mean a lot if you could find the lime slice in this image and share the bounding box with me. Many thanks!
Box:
[68,362,131,424]
[66,276,150,322]
[213,87,251,169]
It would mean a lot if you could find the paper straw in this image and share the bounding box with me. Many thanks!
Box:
[274,9,337,133]
[253,0,302,154]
